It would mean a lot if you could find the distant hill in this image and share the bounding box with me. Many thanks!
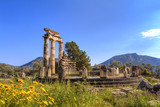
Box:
[0,63,17,67]
[20,57,58,68]
[101,53,160,66]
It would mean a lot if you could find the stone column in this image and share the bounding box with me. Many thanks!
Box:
[42,34,49,78]
[50,40,55,75]
[58,42,63,62]
[82,66,88,79]
[100,66,107,78]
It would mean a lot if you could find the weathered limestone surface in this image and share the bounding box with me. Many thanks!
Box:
[121,87,132,92]
[47,67,51,78]
[107,67,119,76]
[137,79,153,91]
[58,42,63,62]
[126,67,131,74]
[153,83,160,92]
[58,54,77,80]
[131,66,141,77]
[123,65,128,78]
[112,89,127,97]
[116,67,119,75]
[82,66,88,79]
[41,28,65,78]
[100,65,108,78]
[43,35,49,78]
[50,40,55,74]
[39,67,45,78]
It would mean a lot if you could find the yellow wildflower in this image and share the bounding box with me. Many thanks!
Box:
[49,101,52,105]
[51,99,55,104]
[48,96,54,100]
[38,102,42,104]
[39,83,44,86]
[26,97,32,101]
[35,93,40,97]
[12,93,16,97]
[43,101,48,105]
[0,83,3,85]
[11,84,17,88]
[20,87,23,91]
[33,81,38,85]
[3,84,10,89]
[41,87,46,92]
[74,97,76,101]
[10,80,13,83]
[19,99,25,101]
[16,101,19,104]
[0,100,5,104]
[18,79,24,83]
[28,86,35,90]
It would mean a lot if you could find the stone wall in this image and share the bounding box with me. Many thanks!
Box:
[58,54,77,80]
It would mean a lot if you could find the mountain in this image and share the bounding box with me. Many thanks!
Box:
[20,57,58,68]
[101,53,160,66]
[0,63,17,67]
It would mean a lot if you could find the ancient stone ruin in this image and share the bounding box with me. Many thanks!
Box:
[40,28,77,78]
[108,67,119,76]
[58,54,76,80]
[100,65,108,78]
[123,65,128,78]
[131,66,141,77]
[38,28,144,89]
[82,66,88,79]
[40,28,63,78]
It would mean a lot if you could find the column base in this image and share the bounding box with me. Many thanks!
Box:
[39,67,45,78]
[47,67,51,78]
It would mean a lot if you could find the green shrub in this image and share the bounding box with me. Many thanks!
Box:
[142,69,151,76]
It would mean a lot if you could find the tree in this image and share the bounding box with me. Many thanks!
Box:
[156,65,160,74]
[126,61,133,67]
[2,65,14,75]
[108,64,113,68]
[29,59,43,76]
[14,67,21,72]
[65,41,91,71]
[22,66,32,76]
[112,61,122,68]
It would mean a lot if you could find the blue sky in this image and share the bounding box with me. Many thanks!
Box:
[1,0,160,66]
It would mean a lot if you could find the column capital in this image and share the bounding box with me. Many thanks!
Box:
[50,39,55,42]
[43,34,48,38]
[58,41,64,44]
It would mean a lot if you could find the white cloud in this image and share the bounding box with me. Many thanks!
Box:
[141,29,160,38]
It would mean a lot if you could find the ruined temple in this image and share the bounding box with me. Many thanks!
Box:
[40,28,77,78]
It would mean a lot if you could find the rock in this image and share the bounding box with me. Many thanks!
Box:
[112,89,126,97]
[153,83,160,92]
[121,87,132,92]
[137,79,153,91]
[129,90,143,94]
[149,100,160,106]
[113,89,121,92]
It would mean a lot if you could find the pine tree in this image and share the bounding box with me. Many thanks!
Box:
[65,41,91,71]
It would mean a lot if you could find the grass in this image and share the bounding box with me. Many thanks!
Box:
[65,72,80,76]
[0,78,160,107]
[145,76,159,84]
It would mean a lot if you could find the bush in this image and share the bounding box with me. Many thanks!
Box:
[142,69,151,76]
